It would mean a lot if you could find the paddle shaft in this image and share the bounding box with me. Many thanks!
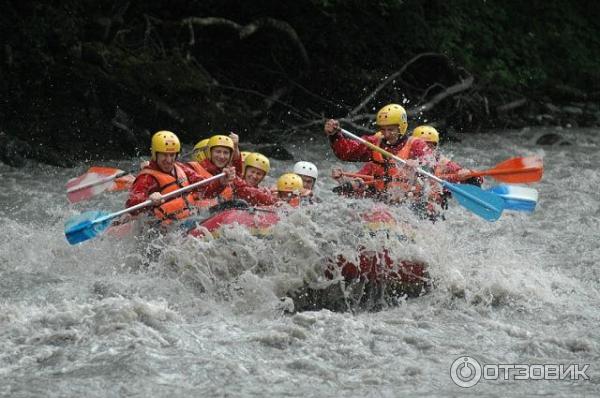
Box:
[339,128,500,212]
[440,167,541,181]
[92,172,225,225]
[340,129,443,184]
[465,167,540,178]
[66,170,130,193]
[340,172,375,181]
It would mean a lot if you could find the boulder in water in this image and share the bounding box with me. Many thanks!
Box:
[0,131,29,167]
[535,132,563,145]
[255,144,294,160]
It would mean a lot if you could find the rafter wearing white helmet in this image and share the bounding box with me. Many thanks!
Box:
[293,161,318,190]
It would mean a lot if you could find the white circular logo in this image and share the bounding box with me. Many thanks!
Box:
[450,356,482,388]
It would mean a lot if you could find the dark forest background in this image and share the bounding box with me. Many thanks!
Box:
[1,0,599,166]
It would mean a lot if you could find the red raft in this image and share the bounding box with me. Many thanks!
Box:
[186,205,430,297]
[325,208,430,298]
[187,207,280,238]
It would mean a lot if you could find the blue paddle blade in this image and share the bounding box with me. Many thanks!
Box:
[64,210,113,245]
[487,185,538,213]
[501,198,536,213]
[444,183,505,221]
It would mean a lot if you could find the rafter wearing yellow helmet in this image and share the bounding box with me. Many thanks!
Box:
[277,173,303,193]
[412,125,439,145]
[206,135,234,169]
[151,131,180,160]
[376,104,408,134]
[275,173,303,206]
[192,138,209,162]
[323,103,445,211]
[244,153,270,187]
[240,151,251,175]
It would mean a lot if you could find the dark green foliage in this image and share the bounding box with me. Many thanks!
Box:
[1,0,599,163]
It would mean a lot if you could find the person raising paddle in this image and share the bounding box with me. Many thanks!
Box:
[326,104,432,204]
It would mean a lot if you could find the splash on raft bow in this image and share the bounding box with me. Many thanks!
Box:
[181,201,432,312]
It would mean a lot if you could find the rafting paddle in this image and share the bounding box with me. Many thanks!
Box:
[66,150,198,203]
[441,156,543,184]
[339,129,505,221]
[339,171,375,182]
[66,167,136,203]
[65,172,225,245]
[486,184,538,213]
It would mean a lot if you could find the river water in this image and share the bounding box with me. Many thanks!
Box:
[0,127,598,397]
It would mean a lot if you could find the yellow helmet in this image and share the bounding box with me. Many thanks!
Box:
[412,125,439,144]
[277,173,303,193]
[151,130,180,160]
[192,138,209,162]
[376,104,408,135]
[241,151,251,163]
[207,135,234,151]
[244,152,270,174]
[207,135,234,161]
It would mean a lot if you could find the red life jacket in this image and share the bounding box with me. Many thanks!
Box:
[139,164,195,223]
[368,134,422,196]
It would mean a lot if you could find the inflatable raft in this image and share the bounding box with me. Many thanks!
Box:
[187,203,431,310]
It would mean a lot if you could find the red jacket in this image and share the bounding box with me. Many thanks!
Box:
[433,156,483,186]
[329,132,431,162]
[356,155,483,186]
[233,177,277,206]
[126,161,225,209]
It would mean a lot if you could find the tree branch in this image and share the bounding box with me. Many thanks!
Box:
[406,76,474,116]
[496,98,527,113]
[348,52,447,116]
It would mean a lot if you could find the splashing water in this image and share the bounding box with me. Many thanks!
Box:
[0,127,598,396]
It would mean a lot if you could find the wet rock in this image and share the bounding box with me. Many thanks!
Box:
[441,126,463,143]
[562,106,584,116]
[33,147,76,168]
[585,102,599,112]
[544,103,561,113]
[535,114,555,123]
[535,132,563,145]
[0,131,30,167]
[0,131,75,168]
[255,144,294,160]
[548,84,587,101]
[111,108,138,149]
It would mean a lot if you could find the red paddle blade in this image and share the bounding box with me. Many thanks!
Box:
[494,156,542,171]
[482,156,543,183]
[87,166,124,176]
[66,167,131,203]
[458,157,543,184]
[111,174,135,192]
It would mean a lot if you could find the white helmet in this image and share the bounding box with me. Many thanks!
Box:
[293,161,318,180]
